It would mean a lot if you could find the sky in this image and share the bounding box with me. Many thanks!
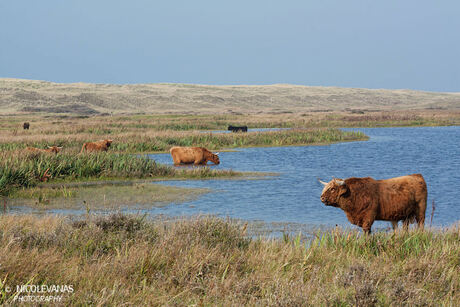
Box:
[1,1,459,92]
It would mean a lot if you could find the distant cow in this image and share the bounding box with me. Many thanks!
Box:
[228,125,248,133]
[319,174,427,233]
[23,122,30,130]
[170,146,220,165]
[26,146,63,154]
[80,139,113,153]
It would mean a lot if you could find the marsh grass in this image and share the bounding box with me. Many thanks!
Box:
[3,110,458,155]
[1,110,459,136]
[0,127,368,153]
[0,214,458,306]
[2,110,458,153]
[0,151,240,196]
[112,128,368,152]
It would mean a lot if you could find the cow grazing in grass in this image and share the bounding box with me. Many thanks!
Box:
[319,174,427,234]
[23,122,30,130]
[170,146,220,165]
[228,125,248,133]
[26,146,63,154]
[80,139,113,153]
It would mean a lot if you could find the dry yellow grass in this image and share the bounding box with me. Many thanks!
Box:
[0,214,458,306]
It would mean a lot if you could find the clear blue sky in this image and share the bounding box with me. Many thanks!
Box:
[1,1,459,91]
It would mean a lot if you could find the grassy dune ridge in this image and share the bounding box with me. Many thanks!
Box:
[0,214,458,306]
[1,78,460,114]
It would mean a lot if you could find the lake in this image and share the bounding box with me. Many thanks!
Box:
[147,126,460,229]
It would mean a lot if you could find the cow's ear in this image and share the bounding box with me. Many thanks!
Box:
[339,184,349,197]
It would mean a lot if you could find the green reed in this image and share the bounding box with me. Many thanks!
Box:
[113,128,368,152]
[0,151,239,196]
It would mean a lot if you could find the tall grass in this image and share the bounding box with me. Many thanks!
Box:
[1,111,458,138]
[0,128,368,153]
[0,214,458,306]
[112,128,368,152]
[0,151,238,196]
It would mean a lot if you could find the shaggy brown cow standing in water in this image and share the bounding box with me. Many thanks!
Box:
[80,139,113,153]
[319,174,427,234]
[170,146,220,165]
[26,146,63,154]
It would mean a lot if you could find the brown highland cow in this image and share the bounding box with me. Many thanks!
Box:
[80,139,113,153]
[170,146,220,165]
[319,174,427,233]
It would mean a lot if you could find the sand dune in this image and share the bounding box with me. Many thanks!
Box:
[1,78,459,115]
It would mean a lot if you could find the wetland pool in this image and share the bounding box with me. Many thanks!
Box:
[5,126,460,233]
[146,126,460,229]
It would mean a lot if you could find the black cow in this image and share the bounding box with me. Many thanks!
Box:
[23,122,30,130]
[228,125,248,133]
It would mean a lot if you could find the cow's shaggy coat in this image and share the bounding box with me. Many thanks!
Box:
[80,139,113,153]
[320,174,427,233]
[170,146,220,165]
[26,146,62,154]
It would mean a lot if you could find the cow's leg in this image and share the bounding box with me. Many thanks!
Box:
[197,158,208,165]
[171,152,181,165]
[391,221,398,231]
[415,199,427,230]
[362,210,376,234]
[362,220,374,234]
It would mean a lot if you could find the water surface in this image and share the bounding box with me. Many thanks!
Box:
[148,126,460,228]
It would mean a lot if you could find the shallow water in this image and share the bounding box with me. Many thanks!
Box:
[146,126,460,228]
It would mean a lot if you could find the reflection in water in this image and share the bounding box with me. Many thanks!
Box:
[7,183,208,212]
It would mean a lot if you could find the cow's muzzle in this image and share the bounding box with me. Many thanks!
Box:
[321,197,334,206]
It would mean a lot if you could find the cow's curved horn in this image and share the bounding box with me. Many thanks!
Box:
[335,179,345,186]
[215,152,220,155]
[318,178,328,186]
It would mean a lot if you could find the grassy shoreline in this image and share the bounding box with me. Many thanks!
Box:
[0,214,458,305]
[0,151,242,197]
